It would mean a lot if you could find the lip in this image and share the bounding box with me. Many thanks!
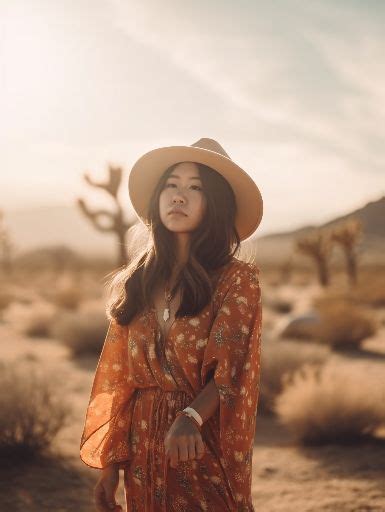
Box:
[169,210,187,216]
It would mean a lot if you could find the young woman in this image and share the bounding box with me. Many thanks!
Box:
[80,138,264,512]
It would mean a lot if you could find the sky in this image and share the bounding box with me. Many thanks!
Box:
[1,0,384,236]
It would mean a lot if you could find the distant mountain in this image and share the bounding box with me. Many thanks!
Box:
[3,196,384,266]
[253,195,385,266]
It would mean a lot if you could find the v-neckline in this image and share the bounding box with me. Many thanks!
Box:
[150,306,178,341]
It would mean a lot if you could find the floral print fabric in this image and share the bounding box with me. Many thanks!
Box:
[80,257,262,511]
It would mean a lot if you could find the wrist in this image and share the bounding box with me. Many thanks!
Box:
[175,410,202,431]
[183,406,203,427]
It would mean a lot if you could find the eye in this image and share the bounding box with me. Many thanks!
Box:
[165,182,176,188]
[191,185,202,191]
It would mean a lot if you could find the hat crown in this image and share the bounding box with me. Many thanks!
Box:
[191,138,231,159]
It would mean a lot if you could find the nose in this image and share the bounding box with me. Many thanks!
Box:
[172,189,186,203]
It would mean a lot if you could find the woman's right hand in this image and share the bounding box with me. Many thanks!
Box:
[94,464,122,512]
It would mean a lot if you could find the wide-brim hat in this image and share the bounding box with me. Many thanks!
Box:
[128,137,263,241]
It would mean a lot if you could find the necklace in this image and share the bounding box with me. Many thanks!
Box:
[163,280,172,322]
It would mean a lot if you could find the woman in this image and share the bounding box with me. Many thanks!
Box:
[80,138,263,512]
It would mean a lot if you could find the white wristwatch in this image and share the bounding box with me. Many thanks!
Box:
[183,406,203,427]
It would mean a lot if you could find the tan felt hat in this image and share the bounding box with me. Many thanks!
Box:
[128,137,263,241]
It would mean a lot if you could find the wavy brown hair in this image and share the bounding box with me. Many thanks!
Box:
[105,161,241,326]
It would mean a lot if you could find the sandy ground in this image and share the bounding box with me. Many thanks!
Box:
[0,323,384,512]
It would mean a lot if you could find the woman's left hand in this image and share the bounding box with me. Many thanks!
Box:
[164,414,205,468]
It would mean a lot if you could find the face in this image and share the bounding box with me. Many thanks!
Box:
[159,162,207,234]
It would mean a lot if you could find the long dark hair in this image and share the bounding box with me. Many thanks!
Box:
[105,161,241,326]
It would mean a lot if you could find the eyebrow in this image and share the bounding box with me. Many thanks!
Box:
[168,174,202,181]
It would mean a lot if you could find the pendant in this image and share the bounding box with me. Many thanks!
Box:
[163,307,170,322]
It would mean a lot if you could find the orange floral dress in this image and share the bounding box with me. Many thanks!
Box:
[80,257,262,512]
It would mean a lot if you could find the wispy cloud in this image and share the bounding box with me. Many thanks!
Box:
[110,0,385,174]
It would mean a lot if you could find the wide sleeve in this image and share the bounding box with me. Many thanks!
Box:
[200,262,262,509]
[79,318,136,470]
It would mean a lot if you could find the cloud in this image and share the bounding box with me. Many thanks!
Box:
[110,0,385,174]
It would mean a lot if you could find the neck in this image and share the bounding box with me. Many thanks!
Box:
[174,233,190,269]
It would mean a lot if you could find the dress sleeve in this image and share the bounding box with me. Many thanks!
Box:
[79,318,136,470]
[200,262,262,509]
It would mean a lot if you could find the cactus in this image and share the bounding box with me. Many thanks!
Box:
[76,164,135,266]
[330,218,362,286]
[295,229,332,286]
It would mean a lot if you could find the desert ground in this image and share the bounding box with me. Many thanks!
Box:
[0,260,384,512]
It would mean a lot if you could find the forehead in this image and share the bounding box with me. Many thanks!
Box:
[168,161,201,179]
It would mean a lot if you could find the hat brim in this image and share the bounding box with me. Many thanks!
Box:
[128,145,263,241]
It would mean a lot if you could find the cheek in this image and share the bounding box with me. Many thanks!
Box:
[159,191,168,212]
[199,197,207,217]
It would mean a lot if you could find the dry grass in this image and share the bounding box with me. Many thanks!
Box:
[41,278,83,310]
[351,268,385,308]
[312,267,385,309]
[3,300,58,338]
[265,296,293,314]
[0,359,73,460]
[274,362,385,445]
[315,300,377,350]
[279,314,321,340]
[50,300,108,356]
[259,340,329,414]
[0,288,14,311]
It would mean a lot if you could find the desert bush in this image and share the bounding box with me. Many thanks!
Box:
[0,288,14,311]
[14,245,84,273]
[49,285,82,310]
[41,276,83,310]
[314,300,377,350]
[0,360,72,459]
[50,300,108,356]
[274,362,385,445]
[280,312,321,340]
[3,300,57,337]
[265,296,293,314]
[259,340,329,414]
[312,268,385,309]
[352,272,385,308]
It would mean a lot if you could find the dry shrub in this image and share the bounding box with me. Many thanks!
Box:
[50,300,108,356]
[266,296,293,314]
[14,245,84,273]
[0,289,14,311]
[0,360,72,459]
[41,277,83,310]
[315,300,377,350]
[280,313,321,340]
[274,362,385,445]
[51,286,82,310]
[352,272,385,307]
[259,340,329,414]
[4,301,57,337]
[312,268,385,309]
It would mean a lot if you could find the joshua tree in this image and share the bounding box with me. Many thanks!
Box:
[0,210,13,274]
[76,164,135,266]
[295,229,332,287]
[330,218,362,286]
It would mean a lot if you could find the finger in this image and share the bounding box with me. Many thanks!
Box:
[188,437,196,460]
[178,440,189,462]
[169,445,179,469]
[195,436,205,459]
